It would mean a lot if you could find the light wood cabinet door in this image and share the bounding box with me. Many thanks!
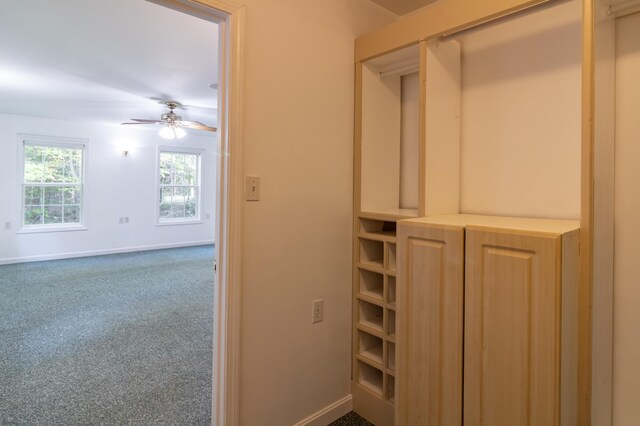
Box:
[397,222,464,426]
[463,227,564,426]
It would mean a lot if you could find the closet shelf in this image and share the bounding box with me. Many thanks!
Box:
[358,209,418,221]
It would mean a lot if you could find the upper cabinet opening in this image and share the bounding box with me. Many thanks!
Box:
[356,0,582,221]
[360,44,420,218]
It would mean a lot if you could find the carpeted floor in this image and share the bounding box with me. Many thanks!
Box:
[329,411,374,426]
[0,245,215,425]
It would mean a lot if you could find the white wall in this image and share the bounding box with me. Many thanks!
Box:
[239,1,394,424]
[0,112,216,263]
[458,0,582,219]
[613,12,640,426]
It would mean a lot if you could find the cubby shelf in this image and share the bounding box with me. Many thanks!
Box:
[358,269,384,301]
[359,209,419,221]
[358,361,384,397]
[358,232,396,242]
[353,214,402,420]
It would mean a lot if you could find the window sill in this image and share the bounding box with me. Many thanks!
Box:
[156,220,203,227]
[18,225,88,234]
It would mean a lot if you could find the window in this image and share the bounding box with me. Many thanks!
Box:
[158,150,201,223]
[22,140,85,229]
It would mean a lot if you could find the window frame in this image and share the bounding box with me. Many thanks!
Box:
[17,134,88,234]
[156,146,204,226]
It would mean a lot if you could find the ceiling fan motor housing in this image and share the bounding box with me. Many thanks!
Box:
[161,112,181,123]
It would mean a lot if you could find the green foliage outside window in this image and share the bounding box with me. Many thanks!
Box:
[159,152,199,221]
[23,144,83,226]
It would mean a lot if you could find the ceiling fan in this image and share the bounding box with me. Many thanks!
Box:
[122,101,217,139]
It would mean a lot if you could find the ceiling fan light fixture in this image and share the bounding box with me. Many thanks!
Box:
[159,125,176,140]
[159,123,187,140]
[175,127,186,139]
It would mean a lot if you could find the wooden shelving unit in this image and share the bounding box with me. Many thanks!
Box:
[352,37,459,426]
[352,215,402,425]
[351,0,612,424]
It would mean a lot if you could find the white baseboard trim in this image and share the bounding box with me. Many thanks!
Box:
[293,395,353,426]
[0,240,215,265]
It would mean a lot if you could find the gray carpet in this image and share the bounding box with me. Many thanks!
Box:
[0,245,214,425]
[329,412,374,426]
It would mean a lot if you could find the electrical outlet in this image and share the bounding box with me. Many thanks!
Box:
[245,176,260,201]
[4,221,11,230]
[124,216,130,224]
[119,217,124,224]
[312,299,324,324]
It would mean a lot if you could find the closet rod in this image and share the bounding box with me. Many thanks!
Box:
[608,0,640,18]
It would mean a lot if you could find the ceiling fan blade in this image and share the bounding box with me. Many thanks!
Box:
[178,121,217,132]
[129,119,165,124]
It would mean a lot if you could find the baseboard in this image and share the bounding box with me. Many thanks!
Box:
[293,395,353,426]
[0,240,215,265]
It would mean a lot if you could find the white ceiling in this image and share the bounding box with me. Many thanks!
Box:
[369,0,439,15]
[0,0,218,128]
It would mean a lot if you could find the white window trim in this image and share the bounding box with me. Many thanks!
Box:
[156,146,204,226]
[16,134,89,233]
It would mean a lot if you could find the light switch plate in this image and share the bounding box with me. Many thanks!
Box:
[246,176,260,201]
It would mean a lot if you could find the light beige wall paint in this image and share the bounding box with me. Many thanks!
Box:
[613,12,640,426]
[239,1,395,425]
[458,0,582,219]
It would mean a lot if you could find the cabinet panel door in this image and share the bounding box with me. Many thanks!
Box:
[397,223,464,426]
[464,227,561,426]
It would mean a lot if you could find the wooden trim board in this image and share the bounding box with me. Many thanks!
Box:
[355,0,555,62]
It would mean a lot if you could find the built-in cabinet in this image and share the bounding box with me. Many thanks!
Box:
[397,215,579,426]
[352,0,608,424]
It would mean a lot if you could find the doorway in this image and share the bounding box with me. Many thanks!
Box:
[1,1,241,424]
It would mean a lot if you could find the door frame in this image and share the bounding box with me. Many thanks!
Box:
[145,1,245,424]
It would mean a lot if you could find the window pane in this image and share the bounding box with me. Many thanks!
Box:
[63,149,83,183]
[185,202,197,218]
[160,154,173,184]
[174,155,187,185]
[43,147,66,183]
[63,205,80,223]
[186,187,196,204]
[63,186,81,204]
[24,145,44,183]
[24,207,44,225]
[160,187,173,204]
[171,204,186,219]
[44,206,63,224]
[44,187,63,205]
[173,186,187,203]
[24,186,43,205]
[159,203,171,219]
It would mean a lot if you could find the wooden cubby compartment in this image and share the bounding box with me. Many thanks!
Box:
[360,218,396,236]
[359,238,384,268]
[386,374,396,403]
[359,269,384,301]
[358,361,384,397]
[358,330,384,366]
[387,309,396,339]
[387,243,396,271]
[387,341,396,372]
[359,299,384,333]
[387,276,396,306]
